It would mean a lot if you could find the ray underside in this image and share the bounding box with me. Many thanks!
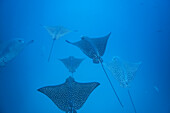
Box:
[38,77,99,112]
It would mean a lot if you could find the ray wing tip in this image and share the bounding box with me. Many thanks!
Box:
[65,40,70,43]
[37,87,44,93]
[107,32,111,36]
[96,82,100,86]
[37,88,41,92]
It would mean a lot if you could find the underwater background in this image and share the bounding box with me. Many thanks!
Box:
[0,0,170,113]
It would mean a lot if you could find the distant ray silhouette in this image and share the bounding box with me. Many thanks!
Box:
[59,56,84,76]
[104,56,142,113]
[43,25,70,62]
[38,76,100,113]
[0,39,33,67]
[66,33,124,108]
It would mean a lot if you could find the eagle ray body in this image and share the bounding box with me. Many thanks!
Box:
[66,33,111,64]
[43,26,70,40]
[59,56,84,75]
[104,56,142,113]
[38,76,100,113]
[104,56,141,88]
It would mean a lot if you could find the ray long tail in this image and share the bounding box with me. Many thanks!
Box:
[128,89,137,113]
[100,60,124,108]
[48,40,55,62]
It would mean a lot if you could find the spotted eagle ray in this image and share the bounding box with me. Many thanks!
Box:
[59,56,84,76]
[0,38,34,67]
[104,56,142,113]
[65,33,124,108]
[38,76,100,113]
[43,25,70,62]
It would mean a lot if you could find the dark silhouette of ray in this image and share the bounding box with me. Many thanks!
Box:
[66,33,124,108]
[38,76,100,113]
[43,26,70,62]
[104,56,142,113]
[59,56,84,76]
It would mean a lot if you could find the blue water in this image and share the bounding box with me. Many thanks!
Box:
[0,0,170,113]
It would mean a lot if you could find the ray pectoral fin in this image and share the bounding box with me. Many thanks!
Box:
[124,61,142,83]
[107,32,111,37]
[98,32,111,56]
[65,40,72,44]
[48,40,55,62]
[65,40,78,47]
[37,88,42,93]
[89,32,111,57]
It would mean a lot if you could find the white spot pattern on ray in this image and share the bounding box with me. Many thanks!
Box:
[104,56,142,88]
